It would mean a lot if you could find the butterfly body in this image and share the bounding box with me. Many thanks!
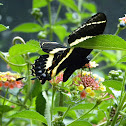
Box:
[32,13,107,84]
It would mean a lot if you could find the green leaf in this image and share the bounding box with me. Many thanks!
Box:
[54,107,77,119]
[9,40,41,57]
[120,111,126,116]
[67,110,77,119]
[54,107,67,113]
[8,110,47,124]
[74,35,126,51]
[71,103,94,110]
[83,2,97,13]
[80,13,92,20]
[0,105,13,113]
[101,51,116,62]
[30,79,42,98]
[103,80,122,90]
[53,25,67,42]
[30,56,39,63]
[118,56,126,63]
[36,92,46,116]
[0,3,3,5]
[33,0,52,8]
[68,120,92,126]
[58,0,79,12]
[12,23,43,33]
[0,24,9,32]
[7,55,26,73]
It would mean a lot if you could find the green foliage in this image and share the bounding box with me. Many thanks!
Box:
[30,79,42,99]
[103,80,122,90]
[33,0,52,8]
[8,110,47,124]
[68,120,92,126]
[75,34,126,51]
[71,103,94,110]
[0,24,9,32]
[9,40,41,57]
[0,105,13,113]
[7,55,26,73]
[35,92,46,116]
[12,23,43,33]
[83,2,97,13]
[118,56,126,63]
[53,25,68,42]
[58,0,79,12]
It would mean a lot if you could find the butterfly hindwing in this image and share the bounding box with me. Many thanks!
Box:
[32,41,68,84]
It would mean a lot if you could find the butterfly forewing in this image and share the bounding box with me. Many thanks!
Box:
[68,13,107,47]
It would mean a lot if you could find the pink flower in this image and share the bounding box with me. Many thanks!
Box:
[50,72,63,85]
[0,71,23,89]
[80,90,86,99]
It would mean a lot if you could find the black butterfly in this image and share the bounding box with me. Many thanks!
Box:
[32,12,107,84]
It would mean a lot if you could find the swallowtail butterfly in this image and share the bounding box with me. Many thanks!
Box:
[32,13,107,84]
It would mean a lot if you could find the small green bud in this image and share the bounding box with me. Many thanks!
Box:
[31,8,43,20]
[114,77,118,80]
[117,70,122,75]
[118,76,123,81]
[38,31,47,39]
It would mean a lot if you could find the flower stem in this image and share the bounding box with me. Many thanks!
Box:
[111,70,126,126]
[58,82,64,116]
[3,88,9,106]
[91,50,103,61]
[51,86,56,124]
[0,95,27,108]
[0,113,2,126]
[37,18,43,27]
[12,36,25,45]
[114,26,122,35]
[62,104,72,120]
[111,92,126,126]
[0,52,27,67]
[68,103,98,126]
[54,3,62,24]
[46,0,53,41]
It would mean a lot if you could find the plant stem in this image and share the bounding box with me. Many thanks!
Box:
[3,88,9,106]
[62,104,72,120]
[91,50,103,61]
[54,3,62,24]
[111,70,126,126]
[0,95,27,108]
[37,18,43,27]
[111,92,126,126]
[0,114,2,126]
[1,88,9,126]
[78,0,82,12]
[12,36,26,45]
[58,82,64,116]
[120,70,126,102]
[0,53,27,67]
[114,26,122,35]
[68,103,98,126]
[46,0,53,41]
[43,91,51,126]
[51,86,56,123]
